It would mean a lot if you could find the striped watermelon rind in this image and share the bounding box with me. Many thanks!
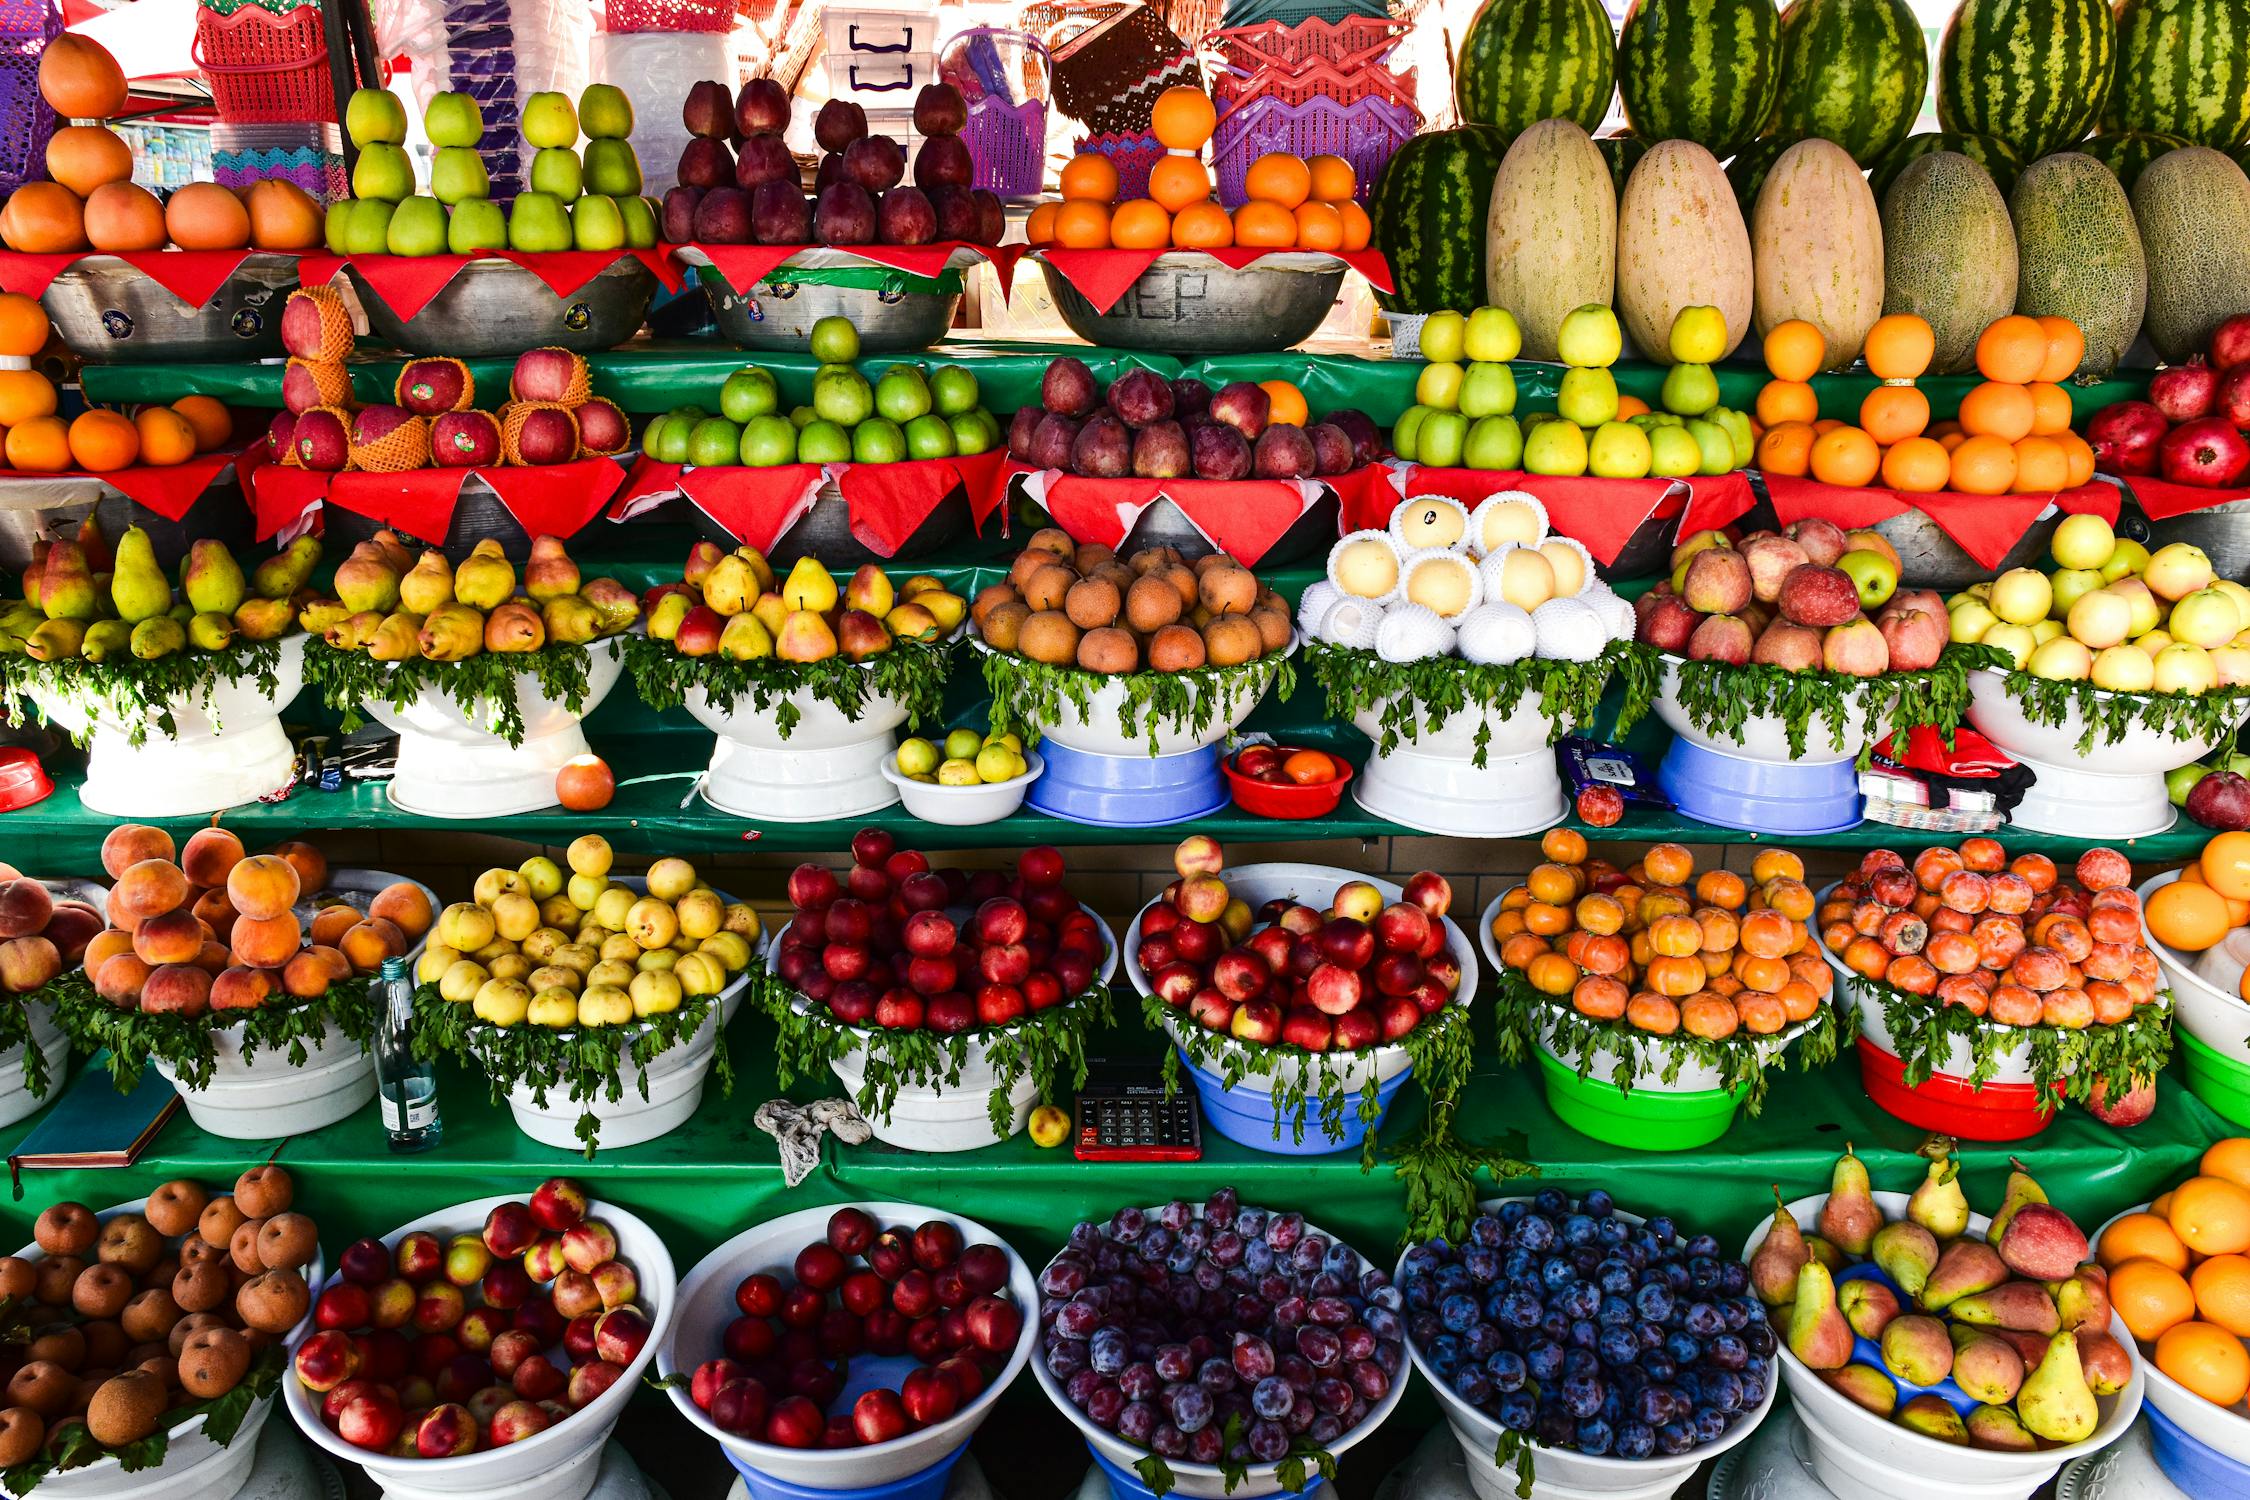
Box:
[1454,0,1616,135]
[1618,0,1782,159]
[1937,0,2115,161]
[1369,126,1513,313]
[1766,0,1930,165]
[2079,129,2194,191]
[1596,132,1650,194]
[2103,0,2250,149]
[1726,136,1795,212]
[1869,129,2026,198]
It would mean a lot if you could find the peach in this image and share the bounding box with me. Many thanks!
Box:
[0,935,60,993]
[0,878,53,940]
[1912,847,1963,892]
[2088,980,2135,1024]
[189,888,237,942]
[132,909,204,966]
[209,967,276,1012]
[281,948,345,999]
[178,828,245,889]
[308,905,360,948]
[1935,974,1991,1015]
[339,919,404,974]
[100,825,175,881]
[103,887,142,933]
[268,841,327,897]
[193,940,230,974]
[115,860,189,920]
[370,884,432,940]
[225,855,300,922]
[94,952,152,1006]
[228,911,301,969]
[2041,986,2094,1028]
[1988,984,2043,1026]
[42,903,102,964]
[2074,848,2132,893]
[139,964,211,1017]
[2009,853,2058,892]
[1972,917,2026,969]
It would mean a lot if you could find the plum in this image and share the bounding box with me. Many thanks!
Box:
[1007,408,1042,460]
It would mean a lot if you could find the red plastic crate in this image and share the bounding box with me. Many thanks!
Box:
[606,0,736,29]
[1207,16,1407,73]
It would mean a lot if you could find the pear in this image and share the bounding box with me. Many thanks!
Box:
[232,598,294,642]
[417,602,485,661]
[2017,1330,2098,1443]
[453,539,517,611]
[836,608,892,661]
[329,611,385,652]
[484,599,546,653]
[298,598,352,636]
[399,550,456,615]
[1879,1314,1955,1386]
[1872,1220,1942,1301]
[1823,1364,1897,1416]
[1750,1187,1811,1307]
[781,555,838,613]
[126,616,182,659]
[734,545,776,594]
[1949,1280,2062,1335]
[78,619,131,662]
[580,578,639,635]
[845,563,894,617]
[646,592,691,642]
[1986,1157,2048,1248]
[1949,1328,2027,1404]
[1908,1136,1971,1239]
[36,540,97,622]
[19,540,45,612]
[1922,1239,2009,1312]
[335,542,402,614]
[542,595,598,646]
[886,601,940,641]
[2052,1264,2112,1333]
[718,612,773,660]
[252,535,322,600]
[187,612,235,652]
[750,591,789,638]
[2076,1327,2132,1395]
[74,514,111,573]
[1819,1142,1881,1258]
[181,538,247,616]
[524,534,581,603]
[26,619,86,660]
[775,609,838,662]
[1786,1259,1854,1371]
[368,611,425,661]
[108,525,172,624]
[368,528,416,575]
[1804,1235,1845,1272]
[703,555,757,617]
[682,540,724,587]
[1897,1394,1968,1444]
[1963,1404,2038,1452]
[1841,1277,1900,1340]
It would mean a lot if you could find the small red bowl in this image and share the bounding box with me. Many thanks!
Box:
[0,747,52,811]
[1222,753,1352,818]
[1856,1037,2058,1141]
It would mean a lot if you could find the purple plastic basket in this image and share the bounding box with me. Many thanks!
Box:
[964,95,1045,195]
[0,2,59,201]
[1075,130,1165,199]
[1212,94,1414,206]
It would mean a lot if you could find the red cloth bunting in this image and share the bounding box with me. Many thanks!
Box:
[1754,475,2119,570]
[329,253,478,322]
[244,440,330,541]
[675,464,831,553]
[612,454,1000,558]
[606,455,687,522]
[255,455,627,545]
[323,466,476,541]
[474,455,627,536]
[833,450,1007,554]
[0,450,241,521]
[2117,473,2249,520]
[0,249,274,305]
[1343,464,1728,569]
[303,250,661,322]
[1030,247,1395,314]
[999,459,1358,567]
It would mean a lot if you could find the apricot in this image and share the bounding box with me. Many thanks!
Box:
[267,841,327,897]
[227,910,301,969]
[131,909,202,966]
[178,828,244,889]
[370,883,432,940]
[224,855,300,922]
[307,904,359,947]
[93,952,150,1006]
[138,964,210,1017]
[115,860,188,921]
[99,825,173,882]
[339,918,403,974]
[209,966,275,1012]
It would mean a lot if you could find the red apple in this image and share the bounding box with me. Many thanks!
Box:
[901,1366,961,1426]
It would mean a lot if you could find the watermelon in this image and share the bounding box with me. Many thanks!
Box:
[1596,132,1650,192]
[1869,130,2027,197]
[1726,136,1795,212]
[1880,152,2020,372]
[1618,0,1782,159]
[1937,0,2114,161]
[2011,152,2147,374]
[1488,120,1619,361]
[2104,0,2250,149]
[1766,0,1929,165]
[1454,0,1616,135]
[2133,144,2250,358]
[1368,126,1513,313]
[2079,128,2194,189]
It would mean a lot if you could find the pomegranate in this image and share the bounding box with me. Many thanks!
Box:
[2085,400,2169,476]
[2149,358,2219,424]
[2158,416,2250,487]
[2217,362,2250,429]
[2212,312,2250,372]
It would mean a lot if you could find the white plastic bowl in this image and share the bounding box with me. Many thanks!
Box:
[657,1201,1036,1488]
[1743,1191,2142,1500]
[284,1194,673,1500]
[1966,667,2225,838]
[687,673,912,822]
[0,1000,70,1133]
[880,751,1043,827]
[1399,1198,1776,1500]
[1033,1205,1407,1498]
[26,633,307,817]
[364,638,627,819]
[1,1198,320,1500]
[971,637,1295,758]
[2137,868,2250,1056]
[1121,864,1479,1114]
[2094,1202,2250,1465]
[1349,695,1567,837]
[1651,653,1873,766]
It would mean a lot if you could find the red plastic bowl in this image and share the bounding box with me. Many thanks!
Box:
[1856,1037,2058,1141]
[0,748,52,811]
[1222,754,1352,818]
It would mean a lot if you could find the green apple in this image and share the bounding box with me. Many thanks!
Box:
[950,411,994,455]
[618,195,659,248]
[687,416,742,467]
[1710,406,1754,467]
[798,419,851,463]
[721,368,779,423]
[323,201,350,253]
[1647,426,1701,477]
[1416,410,1467,468]
[447,198,508,253]
[739,414,798,466]
[523,91,579,149]
[1987,566,2053,625]
[853,417,906,463]
[875,366,931,423]
[530,147,583,201]
[1463,415,1522,471]
[1684,417,1733,475]
[338,198,395,255]
[1556,303,1621,368]
[345,87,407,148]
[1458,361,1517,419]
[1414,361,1464,412]
[904,413,956,459]
[1948,597,1999,643]
[1667,304,1728,364]
[2049,511,2116,570]
[2048,566,2105,617]
[789,405,817,428]
[1556,366,1619,427]
[1837,548,1900,608]
[1463,306,1522,363]
[430,146,490,205]
[809,316,860,365]
[2169,761,2213,806]
[1419,310,1466,363]
[423,91,484,149]
[1660,361,1718,416]
[1522,419,1587,476]
[813,367,874,426]
[384,196,449,256]
[1587,421,1652,478]
[350,142,414,203]
[505,192,572,252]
[578,83,634,140]
[583,138,642,198]
[930,365,979,416]
[570,193,625,251]
[1391,405,1428,461]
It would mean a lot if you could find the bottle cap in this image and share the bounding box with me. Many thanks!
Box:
[379,956,408,980]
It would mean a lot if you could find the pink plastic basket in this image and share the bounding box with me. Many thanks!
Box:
[606,0,736,29]
[1213,56,1416,111]
[1075,130,1165,199]
[192,4,340,123]
[1212,94,1415,206]
[1206,16,1407,72]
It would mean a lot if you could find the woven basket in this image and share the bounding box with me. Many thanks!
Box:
[0,3,58,202]
[1073,130,1166,199]
[1212,93,1414,206]
[192,4,343,124]
[1206,16,1408,72]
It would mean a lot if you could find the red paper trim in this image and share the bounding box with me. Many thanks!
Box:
[675,242,1022,297]
[325,466,476,541]
[473,456,627,537]
[2117,473,2247,520]
[832,451,1005,557]
[0,249,277,305]
[336,253,478,322]
[606,455,685,522]
[1758,475,2119,570]
[1356,465,1723,570]
[310,250,659,322]
[0,450,239,523]
[677,464,830,553]
[997,459,1360,567]
[249,456,335,542]
[260,455,627,544]
[1031,247,1394,314]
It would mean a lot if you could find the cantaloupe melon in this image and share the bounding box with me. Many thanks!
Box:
[1880,152,2018,374]
[1485,119,1617,362]
[2010,152,2145,376]
[2132,145,2250,361]
[1616,140,1754,359]
[1751,137,1885,369]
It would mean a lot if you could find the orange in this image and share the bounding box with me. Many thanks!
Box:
[1809,425,1880,487]
[132,406,196,466]
[1306,154,1355,203]
[1858,383,1929,444]
[170,394,232,453]
[1147,155,1211,213]
[0,369,53,430]
[1763,319,1825,382]
[1756,379,1818,427]
[1242,153,1311,210]
[1259,380,1308,427]
[2207,1138,2250,1190]
[2011,434,2069,493]
[1053,199,1112,249]
[2035,316,2086,382]
[1337,200,1371,251]
[1864,314,1935,380]
[2193,1254,2250,1336]
[44,124,132,198]
[1812,417,1845,435]
[2203,831,2250,899]
[1756,421,1815,477]
[3,414,66,473]
[1881,435,1951,493]
[2056,429,2097,486]
[164,181,252,251]
[1109,199,1170,249]
[2156,1320,2250,1406]
[1616,393,1651,419]
[1958,381,2035,441]
[2171,1175,2250,1255]
[1170,201,1232,249]
[2112,1258,2197,1341]
[2148,878,2232,953]
[67,408,137,472]
[1150,87,1216,150]
[0,293,47,359]
[1058,153,1119,203]
[1975,314,2049,383]
[1025,202,1059,246]
[1948,433,2018,495]
[1232,199,1295,247]
[2100,1212,2191,1273]
[2026,380,2074,436]
[1291,201,1342,251]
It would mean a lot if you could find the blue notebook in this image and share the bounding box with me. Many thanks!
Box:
[7,1060,178,1195]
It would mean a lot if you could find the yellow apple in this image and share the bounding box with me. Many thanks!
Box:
[2100,538,2150,582]
[1949,599,1999,643]
[2153,641,2219,694]
[1980,622,2038,667]
[438,959,488,1003]
[2065,588,2132,649]
[2090,645,2155,692]
[1987,567,2053,625]
[2029,619,2064,644]
[2215,645,2250,687]
[2169,586,2241,648]
[646,857,697,901]
[473,867,525,907]
[528,990,578,1028]
[2049,568,2105,617]
[567,834,613,878]
[2049,512,2117,570]
[2108,577,2162,637]
[489,891,540,943]
[2025,636,2092,681]
[2144,542,2216,602]
[1028,1105,1071,1148]
[472,977,531,1027]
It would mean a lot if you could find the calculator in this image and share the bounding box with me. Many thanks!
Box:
[1073,1081,1202,1162]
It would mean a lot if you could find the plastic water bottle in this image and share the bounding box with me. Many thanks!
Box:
[372,957,443,1153]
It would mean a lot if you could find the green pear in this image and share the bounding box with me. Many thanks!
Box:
[324,201,351,254]
[1587,420,1652,478]
[1649,425,1702,476]
[1462,415,1522,472]
[1457,361,1517,419]
[447,199,509,254]
[506,192,573,253]
[1416,410,1466,468]
[578,83,634,139]
[781,556,839,613]
[583,138,642,197]
[1908,1135,1971,1239]
[252,536,321,600]
[182,538,247,616]
[453,539,516,611]
[2017,1331,2098,1443]
[26,619,85,661]
[1660,361,1719,416]
[430,147,490,205]
[126,616,183,660]
[339,199,396,256]
[1751,1188,1811,1306]
[108,525,171,624]
[423,91,485,149]
[231,598,294,642]
[1521,419,1587,476]
[345,87,408,148]
[522,91,579,149]
[1871,1220,1941,1301]
[78,619,130,662]
[385,196,450,257]
[543,595,599,645]
[1819,1142,1882,1258]
[351,142,415,203]
[1897,1394,1968,1444]
[1684,418,1735,475]
[1556,365,1619,426]
[1987,1157,2048,1247]
[618,195,659,249]
[368,611,425,662]
[530,147,583,201]
[187,612,235,652]
[718,612,773,660]
[1391,405,1427,462]
[398,551,455,615]
[570,194,625,252]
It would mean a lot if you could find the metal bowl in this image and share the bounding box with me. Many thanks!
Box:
[693,264,960,354]
[1011,471,1342,566]
[2131,493,2250,577]
[347,257,656,357]
[685,474,973,567]
[41,253,298,364]
[1863,505,2067,590]
[321,472,604,560]
[0,466,251,574]
[1039,250,1345,354]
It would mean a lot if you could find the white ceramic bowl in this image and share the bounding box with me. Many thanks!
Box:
[2094,1202,2250,1465]
[1399,1198,1776,1500]
[284,1194,674,1500]
[0,1198,321,1500]
[1743,1191,2143,1500]
[687,671,913,822]
[1033,1205,1408,1498]
[971,637,1295,758]
[880,751,1043,827]
[1809,883,2039,1085]
[1651,653,1873,766]
[658,1201,1036,1487]
[1966,668,2225,838]
[1349,696,1568,838]
[2137,869,2250,1056]
[1121,864,1478,1106]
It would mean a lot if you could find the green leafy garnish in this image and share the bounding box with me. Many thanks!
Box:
[302,636,624,746]
[623,632,952,739]
[45,968,374,1094]
[1847,964,2173,1106]
[1303,639,1645,767]
[1494,1428,1536,1499]
[1642,641,1988,764]
[981,645,1295,755]
[1988,665,2250,756]
[0,637,288,747]
[0,998,54,1102]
